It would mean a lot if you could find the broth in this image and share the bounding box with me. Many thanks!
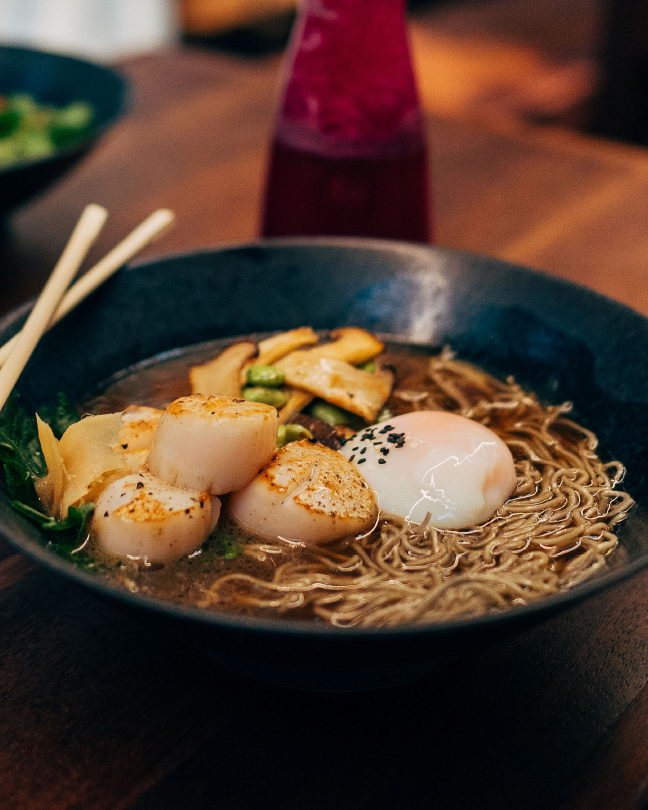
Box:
[85,341,631,627]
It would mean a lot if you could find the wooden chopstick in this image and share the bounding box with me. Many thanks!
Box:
[0,208,175,370]
[0,204,108,411]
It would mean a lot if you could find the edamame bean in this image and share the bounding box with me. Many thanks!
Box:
[310,401,358,427]
[359,359,376,373]
[277,424,314,447]
[246,364,285,387]
[242,386,288,408]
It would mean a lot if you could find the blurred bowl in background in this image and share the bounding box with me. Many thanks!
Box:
[0,45,128,215]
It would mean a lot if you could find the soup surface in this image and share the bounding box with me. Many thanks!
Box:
[85,339,632,628]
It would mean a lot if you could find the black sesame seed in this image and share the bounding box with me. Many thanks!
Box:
[136,481,144,489]
[349,455,355,462]
[357,458,366,464]
[360,447,367,455]
[378,458,387,464]
[121,443,129,450]
[380,447,389,455]
[103,511,109,517]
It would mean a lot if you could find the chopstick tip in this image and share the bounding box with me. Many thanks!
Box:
[156,208,175,225]
[84,203,109,222]
[147,209,176,241]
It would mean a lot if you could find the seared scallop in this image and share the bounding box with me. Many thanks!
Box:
[147,395,278,495]
[113,405,162,471]
[229,440,378,545]
[93,472,219,563]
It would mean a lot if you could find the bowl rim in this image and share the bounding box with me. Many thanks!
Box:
[1,237,646,640]
[0,43,129,174]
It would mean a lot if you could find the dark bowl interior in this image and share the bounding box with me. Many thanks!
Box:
[1,239,647,689]
[0,45,128,214]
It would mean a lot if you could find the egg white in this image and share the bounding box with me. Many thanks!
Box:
[340,411,517,529]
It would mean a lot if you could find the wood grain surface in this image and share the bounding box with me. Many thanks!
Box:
[0,49,647,810]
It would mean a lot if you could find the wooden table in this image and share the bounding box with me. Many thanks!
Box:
[1,50,647,810]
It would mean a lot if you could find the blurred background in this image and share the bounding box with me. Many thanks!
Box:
[0,0,645,145]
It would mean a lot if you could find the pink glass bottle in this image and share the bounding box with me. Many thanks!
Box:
[261,0,431,241]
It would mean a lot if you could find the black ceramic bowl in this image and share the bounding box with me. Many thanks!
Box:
[0,45,128,215]
[1,240,647,690]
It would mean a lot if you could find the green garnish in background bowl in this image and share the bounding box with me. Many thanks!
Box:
[0,93,94,168]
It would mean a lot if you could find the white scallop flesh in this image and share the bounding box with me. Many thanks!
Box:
[113,406,163,472]
[93,472,220,563]
[228,439,378,545]
[147,395,278,495]
[340,411,517,530]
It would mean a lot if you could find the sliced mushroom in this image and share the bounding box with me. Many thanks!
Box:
[303,327,384,365]
[256,327,318,365]
[190,341,256,398]
[277,389,314,425]
[289,412,347,450]
[276,353,394,423]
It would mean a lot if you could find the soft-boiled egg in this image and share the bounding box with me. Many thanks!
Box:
[147,395,278,495]
[93,472,219,563]
[340,411,516,529]
[229,439,378,545]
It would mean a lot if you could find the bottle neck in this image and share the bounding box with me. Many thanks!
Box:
[275,0,424,158]
[294,0,407,32]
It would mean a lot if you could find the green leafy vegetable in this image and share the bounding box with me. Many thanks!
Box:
[209,526,242,561]
[38,392,80,438]
[0,391,46,506]
[0,392,95,568]
[11,501,94,545]
[0,390,80,507]
[215,536,242,560]
[10,500,97,570]
[0,93,95,168]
